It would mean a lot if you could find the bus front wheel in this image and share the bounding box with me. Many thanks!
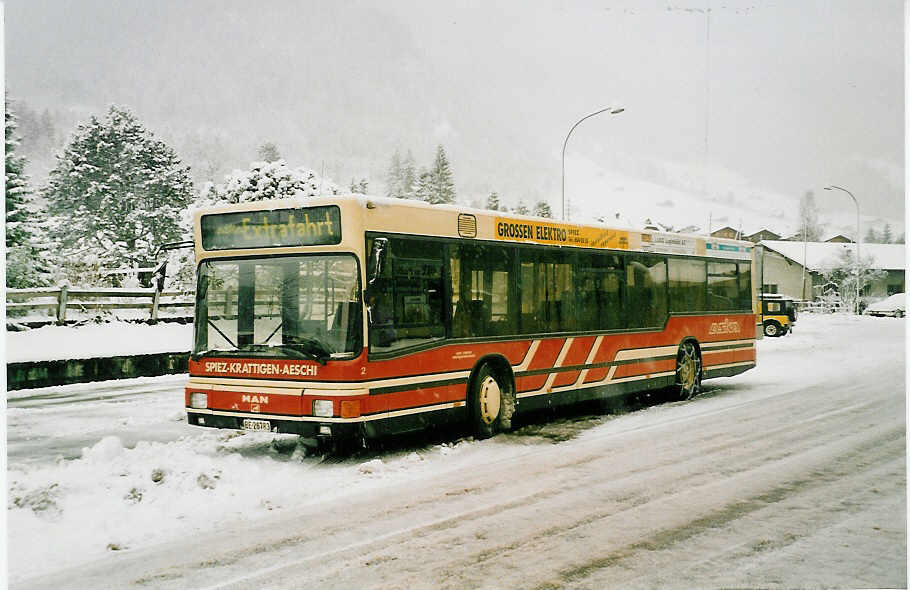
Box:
[470,364,506,439]
[674,340,702,401]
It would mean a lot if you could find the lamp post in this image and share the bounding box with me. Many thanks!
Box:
[561,107,625,221]
[823,185,861,314]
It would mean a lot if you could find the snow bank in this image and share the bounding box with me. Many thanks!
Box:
[6,321,193,363]
[6,430,494,581]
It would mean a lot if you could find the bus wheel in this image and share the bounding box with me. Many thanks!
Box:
[763,322,780,337]
[674,340,702,401]
[471,364,504,439]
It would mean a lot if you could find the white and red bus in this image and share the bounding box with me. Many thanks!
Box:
[185,195,756,447]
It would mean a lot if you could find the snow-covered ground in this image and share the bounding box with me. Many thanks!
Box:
[6,321,192,363]
[7,313,906,588]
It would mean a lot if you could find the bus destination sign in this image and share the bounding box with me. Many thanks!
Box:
[494,217,629,250]
[201,205,341,250]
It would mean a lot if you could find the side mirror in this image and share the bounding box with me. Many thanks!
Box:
[367,237,389,289]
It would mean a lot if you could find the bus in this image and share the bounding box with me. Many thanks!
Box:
[185,195,757,448]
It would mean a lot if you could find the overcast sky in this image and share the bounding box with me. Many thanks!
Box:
[5,0,904,235]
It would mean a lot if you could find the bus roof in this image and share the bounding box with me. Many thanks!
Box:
[193,193,753,261]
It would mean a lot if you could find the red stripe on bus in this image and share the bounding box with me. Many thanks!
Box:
[612,359,675,379]
[516,374,549,393]
[551,336,597,388]
[584,367,609,383]
[380,383,466,412]
[525,338,565,371]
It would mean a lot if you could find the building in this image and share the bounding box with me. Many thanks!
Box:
[710,226,740,240]
[825,234,854,243]
[759,240,905,300]
[744,229,780,243]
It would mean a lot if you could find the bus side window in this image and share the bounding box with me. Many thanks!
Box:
[737,261,752,311]
[450,243,515,338]
[626,255,667,329]
[708,262,738,311]
[669,258,707,313]
[368,236,445,353]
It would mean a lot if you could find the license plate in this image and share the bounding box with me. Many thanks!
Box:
[242,419,271,432]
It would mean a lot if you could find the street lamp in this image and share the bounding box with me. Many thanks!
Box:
[561,107,625,221]
[823,185,861,314]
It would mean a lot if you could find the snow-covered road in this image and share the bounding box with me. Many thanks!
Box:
[8,314,906,589]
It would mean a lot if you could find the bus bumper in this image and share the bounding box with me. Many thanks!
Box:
[186,411,361,440]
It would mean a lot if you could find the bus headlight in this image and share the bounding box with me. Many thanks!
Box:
[313,400,334,417]
[189,393,208,409]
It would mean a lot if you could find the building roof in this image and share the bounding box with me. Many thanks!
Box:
[760,240,906,271]
[745,229,781,240]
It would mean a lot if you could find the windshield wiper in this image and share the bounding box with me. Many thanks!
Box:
[279,338,334,365]
[193,338,334,365]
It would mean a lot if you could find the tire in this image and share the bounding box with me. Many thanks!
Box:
[763,322,780,337]
[470,364,506,439]
[673,340,702,401]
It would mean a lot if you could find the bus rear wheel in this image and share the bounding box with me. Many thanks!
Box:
[674,340,702,401]
[470,364,505,439]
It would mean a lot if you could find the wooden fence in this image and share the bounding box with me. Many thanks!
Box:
[6,286,195,324]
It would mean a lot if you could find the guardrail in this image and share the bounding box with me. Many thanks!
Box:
[6,286,195,324]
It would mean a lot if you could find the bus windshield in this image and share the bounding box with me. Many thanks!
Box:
[193,254,362,361]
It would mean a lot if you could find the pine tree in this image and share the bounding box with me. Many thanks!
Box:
[428,144,456,204]
[534,200,553,218]
[401,151,417,200]
[386,151,403,199]
[486,192,501,211]
[415,170,433,202]
[882,223,893,244]
[6,96,33,248]
[257,142,281,163]
[44,105,194,272]
[864,227,879,243]
[514,201,530,215]
[5,96,50,287]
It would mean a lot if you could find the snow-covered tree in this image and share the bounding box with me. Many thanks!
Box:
[533,200,553,218]
[350,178,369,194]
[485,192,501,211]
[864,227,879,243]
[426,144,456,204]
[796,190,824,241]
[257,142,281,163]
[44,106,193,275]
[5,96,51,287]
[882,223,893,244]
[6,96,33,249]
[400,151,417,200]
[415,170,433,202]
[513,200,530,215]
[195,159,339,208]
[819,249,885,312]
[385,151,403,199]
